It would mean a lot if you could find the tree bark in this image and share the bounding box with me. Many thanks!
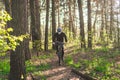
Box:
[104,0,109,44]
[78,0,86,48]
[44,0,50,51]
[24,0,31,60]
[72,0,77,38]
[30,0,42,52]
[4,0,11,28]
[52,0,56,49]
[110,0,113,40]
[9,0,28,79]
[57,0,60,27]
[30,0,36,42]
[92,0,98,43]
[87,0,92,48]
[4,0,11,14]
[68,0,72,37]
[35,0,42,51]
[100,0,105,41]
[118,0,120,47]
[116,11,119,48]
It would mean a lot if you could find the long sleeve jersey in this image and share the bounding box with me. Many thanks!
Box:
[53,32,67,42]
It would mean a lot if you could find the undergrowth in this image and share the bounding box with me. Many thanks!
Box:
[65,47,120,80]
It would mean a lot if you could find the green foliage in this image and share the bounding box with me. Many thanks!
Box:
[111,50,120,58]
[64,56,81,68]
[93,58,111,73]
[37,64,51,71]
[94,47,109,53]
[0,60,10,75]
[26,65,36,72]
[0,11,28,56]
[39,76,47,80]
[33,40,42,51]
[86,58,115,80]
[82,59,90,68]
[72,62,81,68]
[0,11,11,25]
[26,61,51,73]
[64,56,73,66]
[38,54,53,59]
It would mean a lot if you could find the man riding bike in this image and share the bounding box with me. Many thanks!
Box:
[53,27,67,65]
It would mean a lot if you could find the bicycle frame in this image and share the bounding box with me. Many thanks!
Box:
[55,41,64,65]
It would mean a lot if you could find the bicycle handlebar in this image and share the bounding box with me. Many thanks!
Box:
[53,41,64,45]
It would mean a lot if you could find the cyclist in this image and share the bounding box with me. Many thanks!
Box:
[53,27,67,65]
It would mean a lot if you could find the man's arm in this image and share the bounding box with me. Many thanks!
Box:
[64,33,67,42]
[53,33,56,42]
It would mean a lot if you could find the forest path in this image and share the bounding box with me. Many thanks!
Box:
[28,45,120,80]
[33,44,83,80]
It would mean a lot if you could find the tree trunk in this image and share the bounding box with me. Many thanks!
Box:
[4,0,11,28]
[68,0,72,37]
[116,11,119,48]
[44,0,50,51]
[30,0,41,52]
[116,0,120,48]
[52,0,56,49]
[35,0,42,51]
[4,0,11,14]
[24,0,31,60]
[92,0,98,43]
[118,0,120,48]
[72,0,77,38]
[78,0,86,48]
[35,0,41,40]
[9,0,28,80]
[104,0,109,44]
[100,0,105,42]
[87,0,92,48]
[110,0,113,40]
[57,0,60,27]
[30,0,36,41]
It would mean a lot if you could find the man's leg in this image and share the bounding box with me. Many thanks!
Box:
[56,45,60,65]
[62,47,64,62]
[58,55,61,66]
[56,45,58,54]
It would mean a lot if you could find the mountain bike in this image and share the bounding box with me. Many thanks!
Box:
[55,41,64,66]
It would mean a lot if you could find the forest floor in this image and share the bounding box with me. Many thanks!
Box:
[26,42,120,80]
[1,43,120,80]
[29,44,82,80]
[27,43,120,80]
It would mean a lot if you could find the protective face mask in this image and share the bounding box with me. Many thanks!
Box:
[58,32,61,34]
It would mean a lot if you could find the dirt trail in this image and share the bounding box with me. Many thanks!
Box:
[34,45,83,80]
[44,56,81,80]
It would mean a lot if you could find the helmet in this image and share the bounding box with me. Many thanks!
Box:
[57,27,62,32]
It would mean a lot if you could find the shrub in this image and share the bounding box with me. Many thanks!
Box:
[0,10,28,56]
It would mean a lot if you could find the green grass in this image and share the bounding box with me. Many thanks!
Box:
[93,58,112,73]
[26,61,51,80]
[85,58,114,79]
[0,59,9,80]
[38,54,53,59]
[64,56,81,69]
[0,60,10,75]
[64,56,73,66]
[94,47,109,53]
[91,49,120,80]
[26,61,51,73]
[109,50,120,58]
[0,78,8,80]
[65,47,120,80]
[72,62,81,68]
